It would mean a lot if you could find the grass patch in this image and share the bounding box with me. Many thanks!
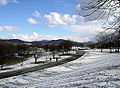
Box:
[5,58,28,66]
[31,61,47,64]
[5,55,33,66]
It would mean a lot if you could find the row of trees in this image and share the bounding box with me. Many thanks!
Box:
[0,40,43,69]
[17,40,73,64]
[42,40,73,59]
[0,41,16,69]
[0,40,73,69]
[96,30,120,53]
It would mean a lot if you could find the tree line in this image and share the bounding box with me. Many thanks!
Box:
[0,40,73,69]
[96,30,120,53]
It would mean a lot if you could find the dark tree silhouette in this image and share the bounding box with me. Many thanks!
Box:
[32,47,43,64]
[49,45,57,59]
[58,40,73,54]
[43,44,49,60]
[96,31,107,52]
[0,41,16,69]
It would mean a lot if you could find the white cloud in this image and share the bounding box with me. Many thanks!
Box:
[33,32,39,37]
[9,32,90,42]
[44,12,77,27]
[0,0,8,6]
[27,18,38,24]
[32,11,41,18]
[4,25,18,31]
[0,0,18,6]
[0,26,3,31]
[12,0,18,3]
[0,25,18,31]
[70,24,104,36]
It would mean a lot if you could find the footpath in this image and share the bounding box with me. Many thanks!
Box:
[0,51,85,79]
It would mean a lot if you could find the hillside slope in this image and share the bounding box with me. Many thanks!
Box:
[0,50,120,88]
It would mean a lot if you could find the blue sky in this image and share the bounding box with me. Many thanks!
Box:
[0,0,103,42]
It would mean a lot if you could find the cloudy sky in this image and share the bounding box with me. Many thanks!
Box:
[0,0,103,42]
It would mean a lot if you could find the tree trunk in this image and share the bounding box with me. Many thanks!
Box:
[53,51,55,59]
[101,48,102,52]
[34,54,37,64]
[46,51,47,61]
[110,48,112,53]
[117,29,120,53]
[35,58,37,64]
[1,64,3,70]
[109,43,112,53]
[20,58,23,66]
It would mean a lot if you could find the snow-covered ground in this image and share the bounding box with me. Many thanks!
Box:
[0,50,120,88]
[0,53,72,73]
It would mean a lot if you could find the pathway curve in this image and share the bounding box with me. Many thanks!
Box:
[0,51,85,79]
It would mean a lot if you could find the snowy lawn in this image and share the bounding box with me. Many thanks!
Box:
[0,53,72,73]
[0,50,120,88]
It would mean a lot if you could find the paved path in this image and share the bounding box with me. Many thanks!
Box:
[0,51,85,79]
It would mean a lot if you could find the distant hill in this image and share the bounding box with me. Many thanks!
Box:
[6,39,94,45]
[36,39,65,44]
[6,39,66,44]
[7,39,29,44]
[6,39,82,45]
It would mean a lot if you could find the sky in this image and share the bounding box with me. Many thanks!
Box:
[0,0,103,42]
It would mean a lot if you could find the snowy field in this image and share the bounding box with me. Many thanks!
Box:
[0,52,72,73]
[0,50,120,88]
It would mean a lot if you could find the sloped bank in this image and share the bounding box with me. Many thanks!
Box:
[0,51,85,79]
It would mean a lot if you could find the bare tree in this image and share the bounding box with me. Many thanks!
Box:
[113,28,120,52]
[105,32,115,53]
[96,31,107,52]
[0,41,16,69]
[49,45,57,59]
[77,0,120,29]
[58,40,72,54]
[43,44,49,61]
[77,0,120,52]
[32,47,43,64]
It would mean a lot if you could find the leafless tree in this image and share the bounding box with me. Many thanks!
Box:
[32,47,43,64]
[0,41,16,69]
[96,31,107,52]
[113,28,120,52]
[105,32,115,53]
[43,44,49,61]
[58,40,72,54]
[77,0,120,52]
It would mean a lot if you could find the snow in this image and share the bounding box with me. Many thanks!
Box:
[0,52,72,73]
[0,56,48,73]
[0,49,120,88]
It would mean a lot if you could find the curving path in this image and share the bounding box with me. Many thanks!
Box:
[0,51,85,79]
